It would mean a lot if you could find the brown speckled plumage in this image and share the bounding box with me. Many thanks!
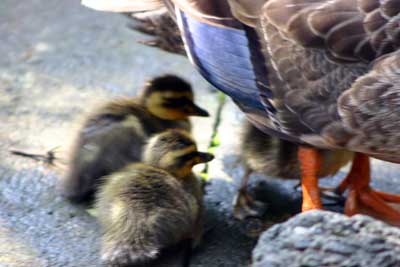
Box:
[60,75,207,203]
[97,164,198,267]
[96,130,213,267]
[255,0,400,162]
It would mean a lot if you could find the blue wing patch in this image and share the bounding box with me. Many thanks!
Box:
[178,11,273,112]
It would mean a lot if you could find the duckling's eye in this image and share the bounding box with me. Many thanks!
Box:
[162,97,191,108]
[176,151,198,166]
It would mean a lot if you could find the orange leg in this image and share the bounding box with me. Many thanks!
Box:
[298,147,323,211]
[335,175,349,195]
[342,153,400,226]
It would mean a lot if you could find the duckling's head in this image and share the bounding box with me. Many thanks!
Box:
[140,75,209,120]
[143,129,214,178]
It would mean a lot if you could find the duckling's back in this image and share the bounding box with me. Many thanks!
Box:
[241,121,300,179]
[241,121,353,179]
[96,163,199,266]
[61,99,190,203]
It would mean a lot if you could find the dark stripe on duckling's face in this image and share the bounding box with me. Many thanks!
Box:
[162,96,210,117]
[142,75,210,119]
[166,148,214,179]
[162,96,193,108]
[158,133,195,150]
[176,151,214,167]
[176,151,198,166]
[144,129,214,178]
[145,90,208,119]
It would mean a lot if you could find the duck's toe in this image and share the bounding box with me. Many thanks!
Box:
[345,187,400,226]
[232,190,268,220]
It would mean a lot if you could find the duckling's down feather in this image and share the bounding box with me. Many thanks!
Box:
[63,110,149,202]
[62,100,190,202]
[97,164,199,267]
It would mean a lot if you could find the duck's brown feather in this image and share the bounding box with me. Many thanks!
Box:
[327,51,400,162]
[262,0,400,62]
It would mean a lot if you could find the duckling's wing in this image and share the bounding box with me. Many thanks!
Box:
[81,0,164,12]
[80,115,146,164]
[65,115,146,199]
[81,115,124,139]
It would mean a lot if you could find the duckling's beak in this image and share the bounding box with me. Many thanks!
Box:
[189,103,210,117]
[197,152,214,163]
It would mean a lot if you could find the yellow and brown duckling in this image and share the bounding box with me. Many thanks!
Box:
[59,75,209,203]
[96,129,213,267]
[233,121,353,220]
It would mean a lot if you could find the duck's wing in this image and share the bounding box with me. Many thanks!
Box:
[173,1,290,137]
[322,51,400,162]
[253,1,400,160]
[81,0,400,61]
[226,0,266,27]
[261,0,400,62]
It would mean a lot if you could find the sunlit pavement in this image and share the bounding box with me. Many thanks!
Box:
[1,1,400,266]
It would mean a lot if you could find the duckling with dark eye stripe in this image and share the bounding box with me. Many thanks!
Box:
[60,75,209,203]
[96,129,214,267]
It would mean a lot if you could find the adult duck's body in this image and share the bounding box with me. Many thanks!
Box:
[82,0,400,225]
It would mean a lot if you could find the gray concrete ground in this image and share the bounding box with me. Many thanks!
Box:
[0,1,250,266]
[2,1,400,267]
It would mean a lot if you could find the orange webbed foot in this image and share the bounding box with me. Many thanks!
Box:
[374,190,400,204]
[345,187,400,226]
[233,188,267,220]
[340,153,400,226]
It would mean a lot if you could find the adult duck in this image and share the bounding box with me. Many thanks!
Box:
[82,0,400,225]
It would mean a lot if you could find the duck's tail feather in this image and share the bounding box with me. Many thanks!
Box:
[127,9,186,55]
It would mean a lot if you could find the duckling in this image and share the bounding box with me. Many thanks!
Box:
[233,121,354,220]
[60,75,209,203]
[96,129,214,267]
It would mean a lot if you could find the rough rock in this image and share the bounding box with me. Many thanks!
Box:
[253,211,400,267]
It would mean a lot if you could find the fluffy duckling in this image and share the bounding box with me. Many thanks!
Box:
[234,121,353,220]
[96,129,214,267]
[60,75,209,203]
